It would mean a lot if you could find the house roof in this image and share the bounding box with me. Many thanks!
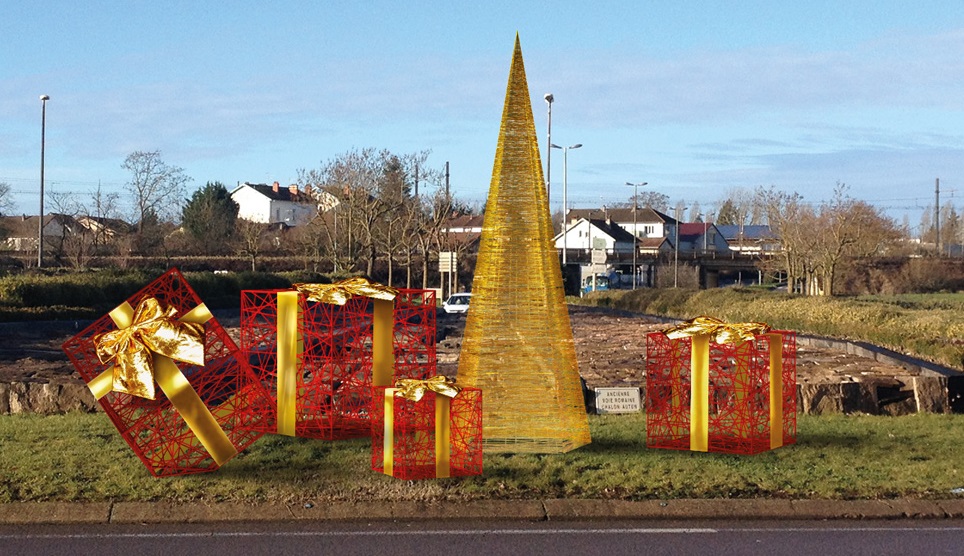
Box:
[638,237,671,249]
[589,219,636,242]
[78,215,133,234]
[677,222,716,242]
[444,214,485,230]
[567,207,676,225]
[0,214,78,237]
[233,182,313,203]
[715,224,775,241]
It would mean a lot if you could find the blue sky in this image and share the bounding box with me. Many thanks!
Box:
[4,1,964,232]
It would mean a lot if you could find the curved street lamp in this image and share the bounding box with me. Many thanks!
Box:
[625,181,648,289]
[551,143,582,266]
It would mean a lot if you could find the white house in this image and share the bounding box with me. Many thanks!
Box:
[230,181,330,226]
[553,217,637,255]
[565,207,677,240]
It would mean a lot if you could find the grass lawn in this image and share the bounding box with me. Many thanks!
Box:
[2,411,963,503]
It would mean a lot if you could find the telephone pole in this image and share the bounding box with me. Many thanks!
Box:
[936,178,941,255]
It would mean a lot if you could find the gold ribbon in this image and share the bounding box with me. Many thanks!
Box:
[293,277,398,306]
[88,297,237,466]
[383,376,460,478]
[275,279,399,436]
[660,317,782,452]
[393,376,462,402]
[662,315,771,345]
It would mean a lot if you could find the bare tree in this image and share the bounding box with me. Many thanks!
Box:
[122,150,192,230]
[236,219,270,272]
[0,182,12,216]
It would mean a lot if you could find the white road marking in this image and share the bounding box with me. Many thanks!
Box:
[0,528,718,539]
[4,525,964,541]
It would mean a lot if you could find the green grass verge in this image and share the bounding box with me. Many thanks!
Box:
[2,412,963,503]
[577,288,964,369]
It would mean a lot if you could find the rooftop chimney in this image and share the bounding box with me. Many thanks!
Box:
[288,184,298,196]
[272,181,280,193]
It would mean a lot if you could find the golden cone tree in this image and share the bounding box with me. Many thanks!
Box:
[457,34,591,453]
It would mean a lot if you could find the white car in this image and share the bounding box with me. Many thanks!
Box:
[442,293,472,314]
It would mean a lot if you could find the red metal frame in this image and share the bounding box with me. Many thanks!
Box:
[371,386,483,480]
[61,268,271,476]
[645,331,797,455]
[240,288,437,440]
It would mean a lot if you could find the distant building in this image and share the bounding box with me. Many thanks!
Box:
[675,222,730,254]
[565,207,677,239]
[230,181,335,226]
[0,214,80,252]
[715,224,779,254]
[553,217,638,255]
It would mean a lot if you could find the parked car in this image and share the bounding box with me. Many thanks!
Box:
[442,293,472,314]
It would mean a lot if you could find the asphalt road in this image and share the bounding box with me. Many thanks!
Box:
[3,519,964,556]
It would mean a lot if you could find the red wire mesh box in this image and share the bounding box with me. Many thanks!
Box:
[646,328,796,455]
[61,268,272,476]
[371,380,483,480]
[240,282,436,440]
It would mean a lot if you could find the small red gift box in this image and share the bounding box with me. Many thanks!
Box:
[646,317,796,455]
[61,268,272,476]
[240,279,436,440]
[372,377,483,480]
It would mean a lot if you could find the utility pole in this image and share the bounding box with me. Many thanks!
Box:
[936,178,941,255]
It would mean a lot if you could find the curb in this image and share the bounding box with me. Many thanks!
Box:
[3,499,964,525]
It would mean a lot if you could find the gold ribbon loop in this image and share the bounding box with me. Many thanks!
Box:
[662,316,771,345]
[394,376,462,402]
[293,277,398,306]
[94,297,206,400]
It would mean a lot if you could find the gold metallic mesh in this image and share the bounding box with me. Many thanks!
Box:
[457,35,591,453]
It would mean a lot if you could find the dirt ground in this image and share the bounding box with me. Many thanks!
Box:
[0,306,917,389]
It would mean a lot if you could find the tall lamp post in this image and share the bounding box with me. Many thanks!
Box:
[674,205,688,288]
[544,93,554,202]
[550,143,581,265]
[625,181,648,289]
[38,94,50,269]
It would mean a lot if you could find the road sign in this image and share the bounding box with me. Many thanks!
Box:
[439,251,457,273]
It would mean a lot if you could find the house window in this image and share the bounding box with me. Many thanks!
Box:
[643,225,655,236]
[275,208,281,222]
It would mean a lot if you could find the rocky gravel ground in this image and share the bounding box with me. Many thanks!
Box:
[0,306,917,389]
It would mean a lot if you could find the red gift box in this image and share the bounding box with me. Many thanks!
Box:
[646,321,796,455]
[372,378,483,480]
[61,268,272,476]
[240,281,436,440]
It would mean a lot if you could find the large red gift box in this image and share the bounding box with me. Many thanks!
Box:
[645,318,796,455]
[240,280,436,440]
[62,268,272,476]
[372,378,483,480]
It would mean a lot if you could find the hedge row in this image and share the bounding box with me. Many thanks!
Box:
[0,269,337,317]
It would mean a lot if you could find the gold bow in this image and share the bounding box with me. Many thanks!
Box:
[94,297,205,400]
[662,316,771,345]
[293,277,398,306]
[394,376,462,402]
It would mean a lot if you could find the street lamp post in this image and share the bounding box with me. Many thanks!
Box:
[674,206,688,288]
[625,181,648,289]
[551,143,581,266]
[38,94,49,269]
[544,94,554,201]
